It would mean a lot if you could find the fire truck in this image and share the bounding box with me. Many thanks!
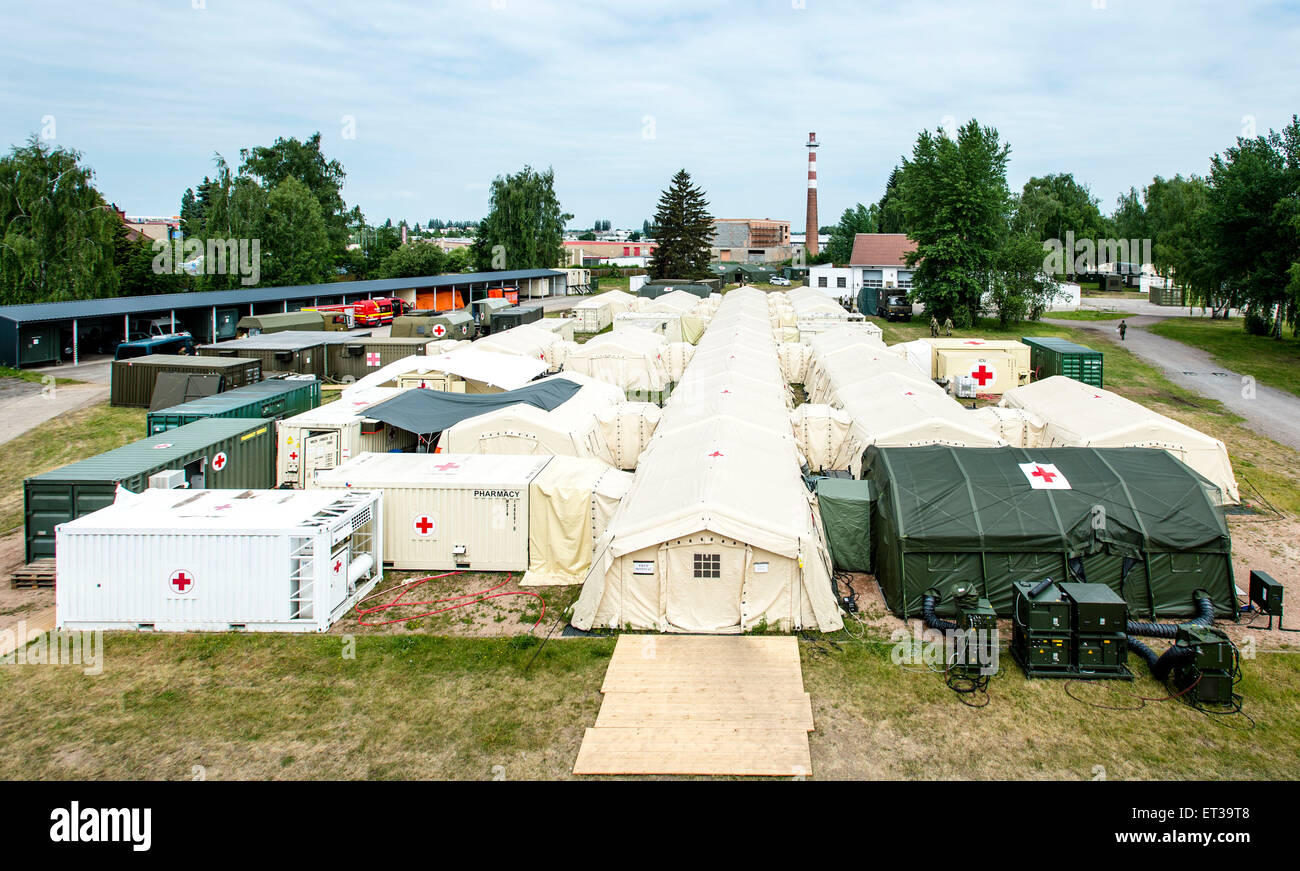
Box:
[304,297,410,328]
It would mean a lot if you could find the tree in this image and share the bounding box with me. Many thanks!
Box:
[1202,117,1300,335]
[1111,186,1147,241]
[875,166,909,233]
[642,218,653,238]
[0,136,120,305]
[1012,173,1107,244]
[900,120,1012,326]
[238,132,361,264]
[578,230,596,241]
[826,203,877,264]
[256,177,332,286]
[647,169,713,280]
[470,165,570,271]
[984,234,1059,328]
[377,241,446,279]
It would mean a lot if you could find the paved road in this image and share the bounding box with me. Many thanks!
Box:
[1044,315,1300,451]
[0,380,110,445]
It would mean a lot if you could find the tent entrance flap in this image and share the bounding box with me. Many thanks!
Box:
[362,377,582,434]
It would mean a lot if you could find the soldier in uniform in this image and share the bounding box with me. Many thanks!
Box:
[930,315,939,337]
[943,317,953,336]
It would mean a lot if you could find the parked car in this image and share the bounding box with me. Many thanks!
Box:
[878,294,913,321]
[114,334,196,361]
[769,275,791,286]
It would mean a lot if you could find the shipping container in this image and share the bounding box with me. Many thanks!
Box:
[19,323,61,366]
[145,378,322,435]
[326,337,432,382]
[110,354,263,408]
[314,452,551,571]
[1021,336,1104,387]
[920,338,1031,387]
[276,387,418,488]
[56,488,383,633]
[24,417,276,562]
[935,348,1019,396]
[489,304,544,332]
[235,311,327,336]
[390,310,474,340]
[199,333,327,378]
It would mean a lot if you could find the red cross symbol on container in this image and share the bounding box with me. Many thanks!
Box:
[289,451,299,461]
[434,462,460,472]
[211,452,227,471]
[333,558,343,573]
[963,340,985,345]
[1031,465,1057,483]
[413,515,435,536]
[971,364,994,386]
[169,570,194,594]
[366,352,382,366]
[432,323,447,337]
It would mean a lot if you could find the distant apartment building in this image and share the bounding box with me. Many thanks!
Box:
[711,218,792,263]
[563,239,657,266]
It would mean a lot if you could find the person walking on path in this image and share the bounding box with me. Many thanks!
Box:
[930,315,940,337]
[943,317,953,336]
[1118,319,1128,341]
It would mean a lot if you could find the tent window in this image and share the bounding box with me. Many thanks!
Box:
[1170,554,1201,573]
[693,553,720,579]
[927,553,958,570]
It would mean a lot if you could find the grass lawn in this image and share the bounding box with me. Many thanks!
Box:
[0,367,81,386]
[1081,290,1147,300]
[1,631,1295,779]
[1048,310,1135,321]
[0,401,144,533]
[1147,317,1300,400]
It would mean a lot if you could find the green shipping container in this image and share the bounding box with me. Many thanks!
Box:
[19,323,61,366]
[1021,336,1104,387]
[24,417,277,562]
[145,378,321,435]
[326,338,432,381]
[110,355,263,408]
[198,334,327,378]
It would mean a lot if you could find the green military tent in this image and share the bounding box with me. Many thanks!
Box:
[863,445,1235,620]
[815,478,872,572]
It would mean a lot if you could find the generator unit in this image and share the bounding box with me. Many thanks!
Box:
[1248,569,1285,629]
[948,584,998,676]
[1011,579,1073,676]
[1060,582,1131,678]
[1169,625,1238,707]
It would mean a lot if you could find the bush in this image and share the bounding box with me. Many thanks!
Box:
[1244,307,1273,336]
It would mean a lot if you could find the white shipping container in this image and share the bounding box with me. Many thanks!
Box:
[56,488,383,633]
[314,453,551,571]
[276,387,416,487]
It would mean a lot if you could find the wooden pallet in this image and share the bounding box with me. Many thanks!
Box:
[575,635,815,777]
[11,559,56,589]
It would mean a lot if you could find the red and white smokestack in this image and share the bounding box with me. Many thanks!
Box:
[806,131,819,257]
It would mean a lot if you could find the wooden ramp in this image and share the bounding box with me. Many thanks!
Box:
[574,635,813,777]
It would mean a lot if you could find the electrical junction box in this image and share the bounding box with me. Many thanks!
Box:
[1012,580,1071,632]
[1075,634,1128,672]
[1249,569,1283,618]
[1059,582,1128,633]
[1012,628,1071,670]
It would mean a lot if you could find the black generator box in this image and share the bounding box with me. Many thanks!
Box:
[1012,580,1071,633]
[1059,582,1128,633]
[1181,624,1235,672]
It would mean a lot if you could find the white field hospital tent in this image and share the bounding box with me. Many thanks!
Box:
[521,456,634,587]
[437,372,623,465]
[562,328,671,394]
[474,324,563,372]
[594,402,661,470]
[572,290,638,332]
[999,376,1240,503]
[971,406,1047,449]
[572,287,843,633]
[342,348,545,399]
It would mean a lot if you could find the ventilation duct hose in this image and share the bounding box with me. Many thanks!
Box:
[921,594,958,633]
[1126,635,1197,683]
[1126,595,1215,638]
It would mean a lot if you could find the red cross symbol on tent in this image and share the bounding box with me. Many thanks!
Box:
[365,352,382,366]
[434,461,460,471]
[169,569,194,595]
[214,503,232,511]
[970,364,995,387]
[708,451,724,458]
[1031,466,1057,482]
[963,340,986,345]
[432,323,447,338]
[413,515,435,536]
[721,389,731,394]
[211,452,228,471]
[903,390,915,396]
[1019,461,1070,489]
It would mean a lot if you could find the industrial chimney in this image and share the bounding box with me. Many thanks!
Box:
[805,132,819,257]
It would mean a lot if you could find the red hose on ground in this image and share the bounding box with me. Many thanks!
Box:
[354,571,546,629]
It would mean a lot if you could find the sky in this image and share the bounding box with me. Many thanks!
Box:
[2,0,1297,231]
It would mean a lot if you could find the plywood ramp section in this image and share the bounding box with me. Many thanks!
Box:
[574,634,814,777]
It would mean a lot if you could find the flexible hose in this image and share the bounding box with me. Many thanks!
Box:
[921,594,958,633]
[1127,595,1215,638]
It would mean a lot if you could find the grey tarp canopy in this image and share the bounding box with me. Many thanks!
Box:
[864,445,1235,619]
[362,377,583,435]
[815,478,873,572]
[148,373,224,412]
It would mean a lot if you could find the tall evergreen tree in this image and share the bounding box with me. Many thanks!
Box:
[648,169,713,280]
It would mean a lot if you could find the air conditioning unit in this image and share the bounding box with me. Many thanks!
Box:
[148,470,187,489]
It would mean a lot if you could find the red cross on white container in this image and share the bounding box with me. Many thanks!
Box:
[365,352,382,366]
[169,569,195,594]
[211,452,228,471]
[432,323,447,338]
[413,514,436,536]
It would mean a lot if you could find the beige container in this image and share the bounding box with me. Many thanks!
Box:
[934,348,1019,395]
[275,388,416,487]
[923,338,1030,385]
[314,453,551,571]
